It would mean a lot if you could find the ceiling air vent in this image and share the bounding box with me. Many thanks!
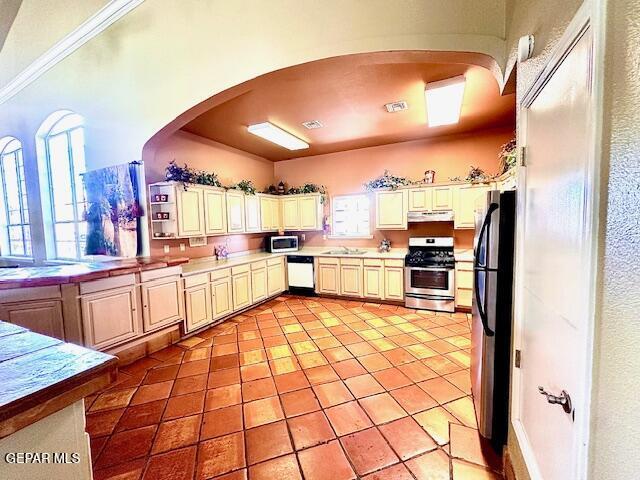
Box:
[384,101,409,113]
[302,120,323,129]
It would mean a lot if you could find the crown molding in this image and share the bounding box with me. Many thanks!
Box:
[0,0,144,105]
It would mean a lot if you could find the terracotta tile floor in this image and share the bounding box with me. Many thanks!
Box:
[85,295,503,480]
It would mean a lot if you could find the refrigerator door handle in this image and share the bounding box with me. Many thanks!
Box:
[473,203,498,337]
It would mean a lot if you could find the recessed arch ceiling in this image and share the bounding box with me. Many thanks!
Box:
[180,51,515,161]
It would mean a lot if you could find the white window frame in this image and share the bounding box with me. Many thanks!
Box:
[40,112,87,260]
[0,137,31,257]
[329,193,372,239]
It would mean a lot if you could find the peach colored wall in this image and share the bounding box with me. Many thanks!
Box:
[276,126,513,250]
[146,130,275,258]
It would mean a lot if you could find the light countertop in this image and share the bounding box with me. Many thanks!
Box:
[180,247,408,275]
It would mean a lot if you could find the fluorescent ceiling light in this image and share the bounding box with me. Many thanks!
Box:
[424,75,466,127]
[247,122,309,150]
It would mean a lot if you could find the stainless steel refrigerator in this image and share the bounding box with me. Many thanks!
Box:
[471,189,516,448]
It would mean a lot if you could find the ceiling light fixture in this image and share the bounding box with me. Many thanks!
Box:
[424,75,466,127]
[247,122,309,150]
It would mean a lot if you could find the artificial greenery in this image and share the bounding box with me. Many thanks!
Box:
[363,170,413,191]
[165,160,222,188]
[498,138,517,174]
[286,183,327,204]
[229,179,257,195]
[449,165,493,183]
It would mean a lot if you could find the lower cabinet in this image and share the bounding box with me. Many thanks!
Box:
[340,259,363,297]
[231,265,252,311]
[211,275,233,320]
[251,262,267,303]
[317,258,340,295]
[0,300,64,339]
[81,285,140,350]
[455,260,473,308]
[363,260,384,299]
[140,275,183,333]
[267,258,285,296]
[184,282,213,333]
[383,260,405,301]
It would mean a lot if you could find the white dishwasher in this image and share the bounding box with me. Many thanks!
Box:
[286,255,315,295]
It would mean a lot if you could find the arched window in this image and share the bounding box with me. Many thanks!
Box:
[38,111,87,260]
[0,137,31,257]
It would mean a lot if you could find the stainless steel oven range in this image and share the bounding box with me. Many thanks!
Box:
[404,237,455,312]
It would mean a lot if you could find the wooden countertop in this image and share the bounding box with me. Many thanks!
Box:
[0,321,117,438]
[0,256,189,290]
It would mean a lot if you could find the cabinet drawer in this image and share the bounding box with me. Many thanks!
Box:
[210,268,231,281]
[231,264,250,275]
[183,273,209,288]
[363,258,383,266]
[384,259,404,268]
[251,260,267,271]
[456,287,472,308]
[140,266,182,282]
[456,261,473,272]
[340,258,363,266]
[456,269,473,289]
[318,257,340,265]
[80,273,135,295]
[267,257,283,266]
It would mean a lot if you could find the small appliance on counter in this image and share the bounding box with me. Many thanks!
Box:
[404,236,455,312]
[265,235,299,253]
[286,255,315,296]
[471,189,516,448]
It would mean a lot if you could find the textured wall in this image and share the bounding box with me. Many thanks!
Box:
[589,0,640,478]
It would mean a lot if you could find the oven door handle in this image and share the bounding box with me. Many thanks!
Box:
[404,266,453,272]
[473,203,498,337]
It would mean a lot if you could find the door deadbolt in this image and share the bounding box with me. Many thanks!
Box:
[538,386,572,414]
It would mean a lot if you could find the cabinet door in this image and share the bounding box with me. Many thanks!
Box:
[251,267,267,303]
[245,195,261,232]
[454,184,491,229]
[375,190,408,230]
[226,191,246,233]
[455,261,473,308]
[317,263,339,295]
[270,198,281,230]
[384,267,405,301]
[267,260,284,296]
[363,266,384,299]
[0,300,64,339]
[281,197,300,230]
[185,283,212,333]
[232,272,252,311]
[81,286,139,350]
[432,186,453,211]
[141,276,184,333]
[408,188,433,212]
[260,196,273,232]
[177,186,205,237]
[212,277,233,320]
[204,189,227,235]
[340,263,363,297]
[299,196,319,230]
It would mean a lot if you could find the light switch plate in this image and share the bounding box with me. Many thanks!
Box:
[163,245,170,254]
[179,243,186,252]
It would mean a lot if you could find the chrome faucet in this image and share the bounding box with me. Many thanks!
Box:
[340,246,351,254]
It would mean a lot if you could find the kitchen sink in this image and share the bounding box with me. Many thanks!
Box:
[322,249,367,255]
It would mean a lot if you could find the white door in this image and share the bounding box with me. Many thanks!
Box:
[513,22,595,480]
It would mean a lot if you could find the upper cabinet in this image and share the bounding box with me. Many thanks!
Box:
[453,183,492,229]
[408,187,433,212]
[280,194,322,231]
[176,185,206,237]
[432,185,454,211]
[245,195,261,232]
[375,190,408,230]
[226,190,246,233]
[259,195,280,231]
[203,187,227,235]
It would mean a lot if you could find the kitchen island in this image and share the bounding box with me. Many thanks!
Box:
[0,321,117,479]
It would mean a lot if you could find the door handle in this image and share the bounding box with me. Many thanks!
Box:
[538,386,572,413]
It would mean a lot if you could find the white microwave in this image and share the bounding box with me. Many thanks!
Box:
[266,235,299,253]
